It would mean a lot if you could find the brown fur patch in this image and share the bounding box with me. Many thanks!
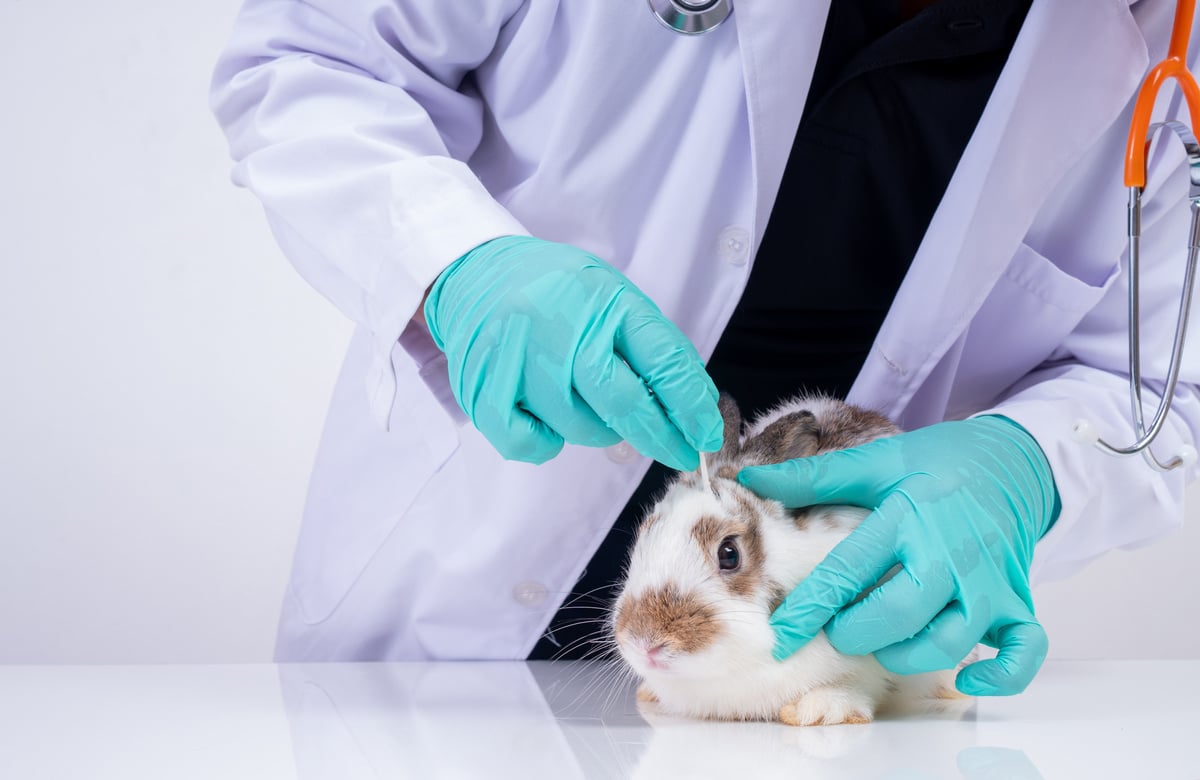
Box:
[715,464,738,480]
[813,404,899,453]
[778,703,805,726]
[719,395,899,476]
[723,511,764,598]
[636,684,659,703]
[934,685,970,701]
[716,393,744,458]
[742,410,821,464]
[614,583,721,654]
[842,711,873,725]
[690,515,725,552]
[685,500,767,599]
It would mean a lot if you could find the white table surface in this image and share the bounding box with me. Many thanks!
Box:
[1,660,1196,779]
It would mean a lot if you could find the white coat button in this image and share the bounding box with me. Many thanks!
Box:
[512,581,548,608]
[606,441,641,464]
[717,226,751,266]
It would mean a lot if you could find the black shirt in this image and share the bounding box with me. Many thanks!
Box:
[528,0,1032,660]
[708,0,1033,419]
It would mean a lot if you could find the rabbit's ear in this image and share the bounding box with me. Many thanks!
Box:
[712,392,744,462]
[740,411,821,466]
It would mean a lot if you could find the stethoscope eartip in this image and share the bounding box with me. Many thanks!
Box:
[1074,419,1197,471]
[1071,419,1100,445]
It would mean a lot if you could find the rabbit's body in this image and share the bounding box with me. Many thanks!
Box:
[612,394,966,725]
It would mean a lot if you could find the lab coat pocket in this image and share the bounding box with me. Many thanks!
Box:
[289,329,460,625]
[954,242,1121,409]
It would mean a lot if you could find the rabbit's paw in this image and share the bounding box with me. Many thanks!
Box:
[779,687,874,726]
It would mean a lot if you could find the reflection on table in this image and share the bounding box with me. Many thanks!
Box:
[1,660,1197,779]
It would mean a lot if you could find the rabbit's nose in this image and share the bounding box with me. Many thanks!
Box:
[644,642,669,669]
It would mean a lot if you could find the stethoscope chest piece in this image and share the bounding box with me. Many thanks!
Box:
[649,0,733,34]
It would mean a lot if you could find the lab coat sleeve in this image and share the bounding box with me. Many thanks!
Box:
[981,143,1200,585]
[209,0,528,427]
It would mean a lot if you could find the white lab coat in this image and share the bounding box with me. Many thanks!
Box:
[212,0,1200,661]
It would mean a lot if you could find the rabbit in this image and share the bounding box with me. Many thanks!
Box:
[610,392,970,726]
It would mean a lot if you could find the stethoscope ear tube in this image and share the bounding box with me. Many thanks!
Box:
[648,0,733,34]
[1082,121,1200,472]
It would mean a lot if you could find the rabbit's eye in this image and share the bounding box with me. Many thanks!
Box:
[717,536,740,571]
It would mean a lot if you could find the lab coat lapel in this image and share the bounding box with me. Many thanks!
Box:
[733,0,832,246]
[851,0,1149,418]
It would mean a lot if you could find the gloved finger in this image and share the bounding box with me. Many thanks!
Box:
[613,307,723,453]
[472,398,566,463]
[873,600,985,675]
[955,620,1048,696]
[521,378,622,448]
[463,329,566,464]
[769,514,899,660]
[736,437,903,509]
[573,343,698,471]
[825,558,956,656]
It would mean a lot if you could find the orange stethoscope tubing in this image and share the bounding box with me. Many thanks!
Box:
[1125,0,1200,187]
[1077,0,1200,470]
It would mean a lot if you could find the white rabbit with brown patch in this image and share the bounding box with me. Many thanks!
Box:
[611,393,970,726]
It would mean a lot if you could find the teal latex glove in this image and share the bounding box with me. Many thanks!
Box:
[738,416,1060,696]
[423,235,722,469]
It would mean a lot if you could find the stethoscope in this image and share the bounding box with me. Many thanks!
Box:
[648,0,733,35]
[1074,0,1200,472]
[657,0,1199,471]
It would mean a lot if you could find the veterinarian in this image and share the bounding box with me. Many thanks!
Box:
[211,0,1199,693]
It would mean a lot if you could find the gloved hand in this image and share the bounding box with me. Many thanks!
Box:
[738,415,1060,696]
[424,235,722,469]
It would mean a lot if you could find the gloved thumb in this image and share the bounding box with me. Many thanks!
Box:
[956,620,1048,696]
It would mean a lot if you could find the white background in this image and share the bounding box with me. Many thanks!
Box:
[1,1,1197,664]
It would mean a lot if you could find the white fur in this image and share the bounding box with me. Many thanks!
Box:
[612,396,962,724]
